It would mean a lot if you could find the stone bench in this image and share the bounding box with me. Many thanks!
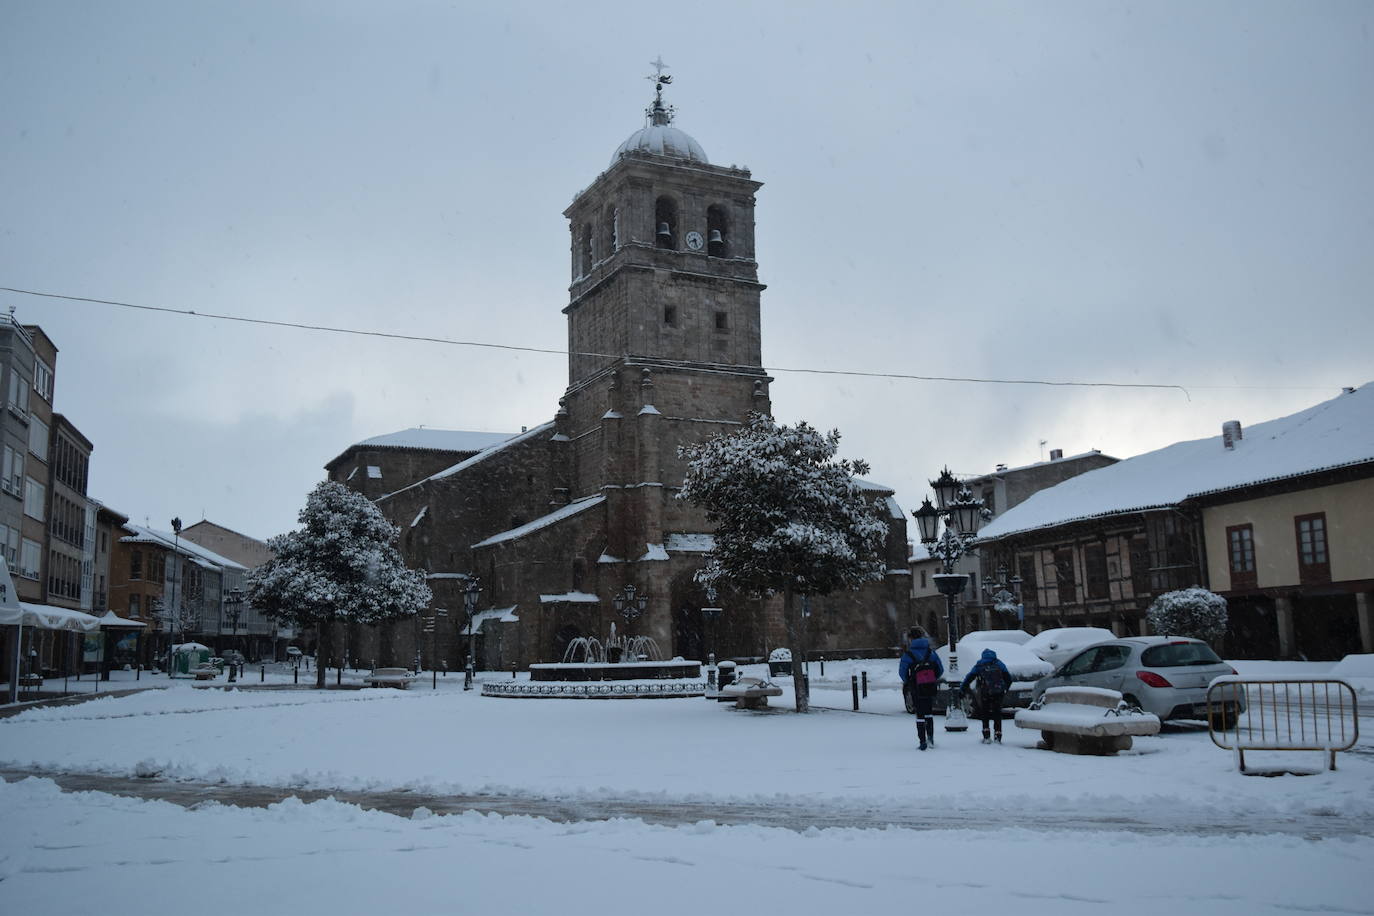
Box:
[363,667,415,689]
[192,665,219,681]
[718,676,783,710]
[1014,686,1160,755]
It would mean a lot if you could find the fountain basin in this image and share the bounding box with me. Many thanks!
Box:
[483,678,706,699]
[529,660,702,682]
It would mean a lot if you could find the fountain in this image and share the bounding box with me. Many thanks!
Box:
[482,623,705,699]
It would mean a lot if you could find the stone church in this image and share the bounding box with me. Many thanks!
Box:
[326,74,912,670]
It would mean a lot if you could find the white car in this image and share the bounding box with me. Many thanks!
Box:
[1023,627,1116,669]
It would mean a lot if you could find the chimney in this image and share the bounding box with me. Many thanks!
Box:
[995,463,1007,472]
[1049,448,1063,461]
[1222,420,1242,450]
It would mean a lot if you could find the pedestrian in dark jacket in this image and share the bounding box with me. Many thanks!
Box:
[898,627,944,751]
[961,647,1013,743]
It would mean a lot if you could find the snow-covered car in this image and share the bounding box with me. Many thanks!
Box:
[908,638,1053,714]
[285,646,303,657]
[1023,627,1116,669]
[1032,636,1243,725]
[961,628,1033,647]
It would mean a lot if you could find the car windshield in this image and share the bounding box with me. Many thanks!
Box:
[1140,642,1223,667]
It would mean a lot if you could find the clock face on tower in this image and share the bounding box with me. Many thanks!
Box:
[685,230,704,251]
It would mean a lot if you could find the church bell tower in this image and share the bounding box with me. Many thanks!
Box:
[556,65,772,632]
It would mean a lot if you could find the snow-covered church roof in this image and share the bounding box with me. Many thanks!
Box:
[978,383,1374,541]
[120,525,246,571]
[353,428,517,453]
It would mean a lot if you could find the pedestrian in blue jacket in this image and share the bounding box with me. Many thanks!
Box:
[899,627,944,751]
[961,647,1014,744]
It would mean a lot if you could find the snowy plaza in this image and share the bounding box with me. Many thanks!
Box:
[3,659,1371,915]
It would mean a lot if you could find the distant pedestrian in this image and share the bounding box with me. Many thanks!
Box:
[961,648,1013,744]
[899,626,944,751]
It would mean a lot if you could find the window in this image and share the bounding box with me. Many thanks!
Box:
[1054,547,1077,605]
[714,311,729,331]
[1084,542,1109,600]
[1226,524,1256,590]
[2,445,23,497]
[8,368,29,415]
[1295,513,1330,585]
[28,416,48,462]
[0,524,15,565]
[23,477,45,521]
[19,538,40,579]
[579,223,593,277]
[1141,641,1222,667]
[367,465,382,479]
[130,549,143,580]
[602,205,618,257]
[663,305,677,327]
[706,204,729,257]
[919,570,927,589]
[1092,645,1132,672]
[33,359,53,402]
[129,594,140,619]
[654,196,677,249]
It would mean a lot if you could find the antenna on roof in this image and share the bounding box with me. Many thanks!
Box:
[1038,439,1047,461]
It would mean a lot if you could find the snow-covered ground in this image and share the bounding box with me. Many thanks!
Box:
[2,659,1370,915]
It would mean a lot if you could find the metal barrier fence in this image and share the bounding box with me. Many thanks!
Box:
[1207,678,1359,772]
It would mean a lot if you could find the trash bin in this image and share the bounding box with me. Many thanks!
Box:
[717,660,737,690]
[767,648,792,677]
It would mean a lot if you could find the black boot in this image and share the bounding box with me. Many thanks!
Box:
[916,721,927,750]
[925,718,936,747]
[982,729,991,744]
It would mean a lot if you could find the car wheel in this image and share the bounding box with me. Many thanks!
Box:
[1123,694,1144,712]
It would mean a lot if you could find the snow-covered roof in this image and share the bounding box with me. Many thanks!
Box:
[120,526,246,571]
[356,428,517,453]
[472,606,519,626]
[472,495,605,548]
[854,478,894,493]
[539,592,600,604]
[979,384,1374,541]
[970,450,1115,480]
[378,421,556,502]
[612,124,708,166]
[665,533,715,553]
[327,427,518,470]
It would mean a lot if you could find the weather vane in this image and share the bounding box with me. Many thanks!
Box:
[644,56,675,124]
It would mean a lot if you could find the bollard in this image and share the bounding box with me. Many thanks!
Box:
[294,666,299,685]
[336,666,342,687]
[432,669,437,690]
[136,666,140,681]
[861,671,868,698]
[511,664,517,680]
[229,664,237,684]
[820,656,825,676]
[442,661,447,677]
[260,665,265,682]
[851,674,859,711]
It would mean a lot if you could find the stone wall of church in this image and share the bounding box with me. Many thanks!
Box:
[330,446,485,502]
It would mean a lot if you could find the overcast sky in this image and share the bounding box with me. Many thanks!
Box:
[2,1,1370,542]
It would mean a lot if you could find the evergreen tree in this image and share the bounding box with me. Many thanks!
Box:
[678,415,888,712]
[1146,587,1229,645]
[248,481,432,688]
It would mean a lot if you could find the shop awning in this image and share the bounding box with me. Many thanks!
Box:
[99,611,147,628]
[0,602,102,632]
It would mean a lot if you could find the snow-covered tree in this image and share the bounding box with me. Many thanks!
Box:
[678,415,888,712]
[247,481,432,688]
[1146,587,1228,645]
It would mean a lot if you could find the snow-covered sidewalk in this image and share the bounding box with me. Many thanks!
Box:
[2,661,1369,914]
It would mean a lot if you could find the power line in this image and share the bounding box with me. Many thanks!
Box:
[2,284,1348,398]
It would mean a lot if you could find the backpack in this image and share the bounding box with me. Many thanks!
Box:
[975,662,1009,697]
[905,650,938,689]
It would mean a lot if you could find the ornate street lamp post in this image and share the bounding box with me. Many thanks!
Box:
[701,605,722,666]
[912,468,986,732]
[224,587,245,682]
[984,564,1025,624]
[167,517,182,676]
[463,578,482,691]
[611,584,649,627]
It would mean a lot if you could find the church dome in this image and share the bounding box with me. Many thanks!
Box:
[611,71,709,167]
[612,124,708,166]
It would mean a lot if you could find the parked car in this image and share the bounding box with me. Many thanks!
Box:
[1023,627,1116,669]
[907,638,1053,715]
[286,646,303,658]
[1032,636,1243,726]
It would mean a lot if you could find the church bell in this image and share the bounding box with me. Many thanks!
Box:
[657,222,672,240]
